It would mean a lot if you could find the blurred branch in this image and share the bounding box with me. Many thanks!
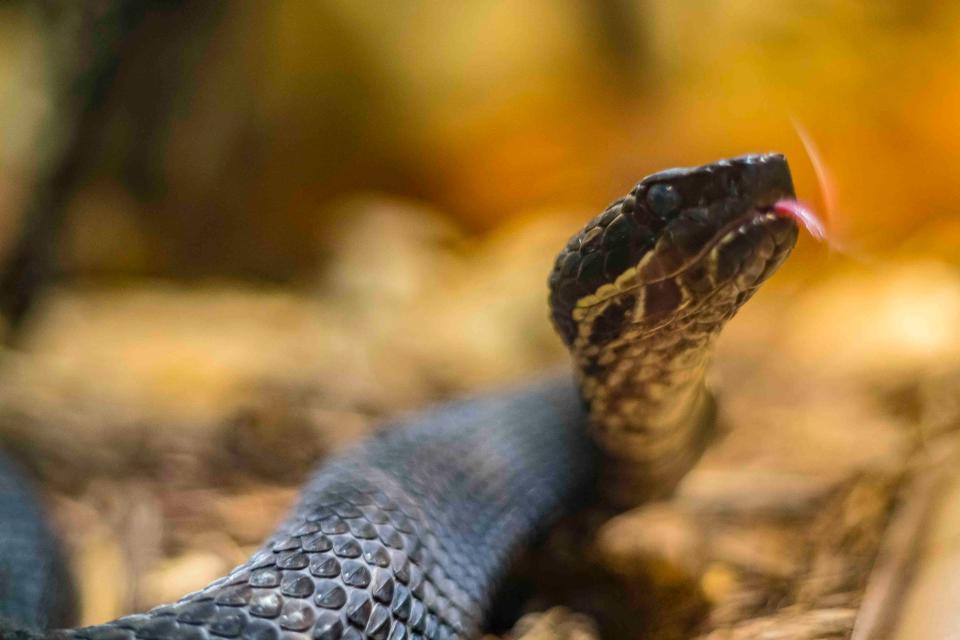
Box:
[0,1,182,341]
[586,0,649,91]
[851,466,944,640]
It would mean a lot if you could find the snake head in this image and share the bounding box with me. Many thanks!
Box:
[549,153,799,347]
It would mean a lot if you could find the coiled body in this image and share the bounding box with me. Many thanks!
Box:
[29,379,594,640]
[0,154,800,639]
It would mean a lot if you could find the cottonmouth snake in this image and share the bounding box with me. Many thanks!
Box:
[0,154,800,639]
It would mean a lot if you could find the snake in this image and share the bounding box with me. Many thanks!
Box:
[0,153,801,640]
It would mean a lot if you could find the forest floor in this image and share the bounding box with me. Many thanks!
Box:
[2,202,959,639]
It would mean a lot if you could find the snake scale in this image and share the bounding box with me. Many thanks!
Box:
[0,154,801,639]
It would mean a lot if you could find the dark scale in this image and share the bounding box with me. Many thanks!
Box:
[173,627,205,640]
[667,208,716,258]
[276,600,314,631]
[248,591,282,618]
[241,619,277,640]
[279,575,314,599]
[588,294,636,347]
[315,582,347,610]
[682,263,715,296]
[576,252,605,284]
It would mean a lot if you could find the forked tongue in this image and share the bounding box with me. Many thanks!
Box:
[772,199,827,242]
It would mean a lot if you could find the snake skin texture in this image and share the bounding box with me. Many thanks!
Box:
[0,452,73,633]
[0,155,801,639]
[55,378,596,640]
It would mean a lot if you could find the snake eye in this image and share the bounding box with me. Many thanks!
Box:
[645,184,681,219]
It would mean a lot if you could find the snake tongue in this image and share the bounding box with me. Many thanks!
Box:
[772,198,826,241]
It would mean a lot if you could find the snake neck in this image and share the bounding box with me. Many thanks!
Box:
[573,294,730,505]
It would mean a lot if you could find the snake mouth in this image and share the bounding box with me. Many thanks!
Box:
[630,154,799,285]
[635,204,798,286]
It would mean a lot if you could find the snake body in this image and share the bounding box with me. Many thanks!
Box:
[0,454,73,632]
[0,154,798,639]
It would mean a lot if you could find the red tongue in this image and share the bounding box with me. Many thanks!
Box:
[772,198,827,241]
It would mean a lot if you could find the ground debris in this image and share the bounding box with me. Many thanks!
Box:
[488,608,600,640]
[697,607,856,640]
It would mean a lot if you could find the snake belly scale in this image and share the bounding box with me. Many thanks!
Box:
[0,154,799,640]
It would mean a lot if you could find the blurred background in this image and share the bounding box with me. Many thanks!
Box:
[2,2,960,638]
